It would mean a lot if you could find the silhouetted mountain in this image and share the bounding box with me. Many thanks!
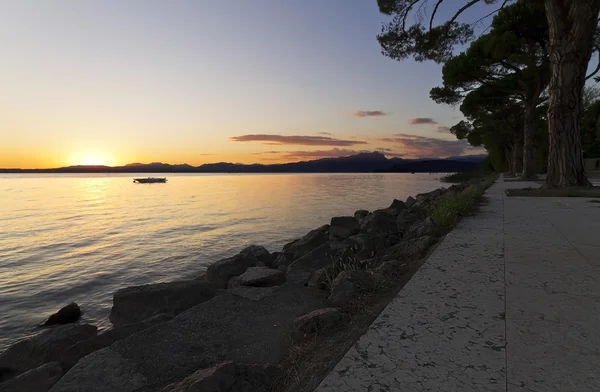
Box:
[0,152,486,174]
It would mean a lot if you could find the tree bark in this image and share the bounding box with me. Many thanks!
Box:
[544,0,599,187]
[505,144,515,176]
[522,99,537,179]
[513,127,524,175]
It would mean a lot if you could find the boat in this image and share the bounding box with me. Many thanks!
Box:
[133,177,167,184]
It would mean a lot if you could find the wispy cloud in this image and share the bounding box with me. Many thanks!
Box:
[353,110,387,118]
[436,126,451,133]
[379,132,481,158]
[230,134,367,146]
[318,132,333,135]
[409,117,438,125]
[282,148,368,159]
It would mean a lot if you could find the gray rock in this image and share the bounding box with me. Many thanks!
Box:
[43,303,81,326]
[230,267,286,288]
[109,280,217,327]
[0,324,97,381]
[239,245,274,267]
[52,285,324,390]
[387,199,407,215]
[307,268,327,289]
[360,209,397,235]
[405,196,416,208]
[286,243,335,285]
[294,308,348,335]
[374,259,411,277]
[60,314,172,371]
[282,225,329,260]
[327,270,384,307]
[229,286,281,301]
[206,250,259,289]
[49,348,147,392]
[416,188,443,201]
[353,210,370,225]
[383,235,437,262]
[329,216,360,240]
[0,362,63,392]
[405,217,442,239]
[277,264,288,273]
[272,253,290,268]
[160,361,278,392]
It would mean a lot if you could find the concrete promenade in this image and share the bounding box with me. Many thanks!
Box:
[315,178,600,392]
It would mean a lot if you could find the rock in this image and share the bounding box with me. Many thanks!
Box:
[327,270,384,307]
[0,362,63,392]
[294,308,348,335]
[49,348,147,392]
[282,225,329,260]
[405,217,442,239]
[0,324,97,381]
[43,303,81,326]
[206,250,260,289]
[109,280,217,327]
[375,259,411,277]
[387,199,407,215]
[160,361,278,392]
[229,286,281,301]
[329,216,360,240]
[239,245,274,267]
[60,314,172,371]
[353,210,369,225]
[306,268,327,289]
[405,196,416,208]
[396,209,422,233]
[286,243,335,285]
[360,209,397,235]
[272,254,290,268]
[416,188,443,202]
[383,235,437,262]
[49,285,324,390]
[229,267,286,288]
[277,264,288,273]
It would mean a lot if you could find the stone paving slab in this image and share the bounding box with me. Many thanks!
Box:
[315,178,600,392]
[315,182,506,392]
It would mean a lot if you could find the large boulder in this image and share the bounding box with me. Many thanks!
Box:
[160,361,278,392]
[49,348,147,392]
[286,242,337,285]
[382,235,437,262]
[229,267,286,288]
[386,199,407,215]
[0,362,63,392]
[415,188,443,202]
[206,246,265,288]
[306,268,327,289]
[360,209,398,235]
[405,217,442,239]
[327,270,384,307]
[294,308,348,335]
[374,259,411,277]
[329,216,360,240]
[282,225,329,261]
[239,245,274,267]
[405,196,416,208]
[109,280,217,327]
[43,303,81,326]
[0,324,97,381]
[353,210,369,225]
[60,314,172,371]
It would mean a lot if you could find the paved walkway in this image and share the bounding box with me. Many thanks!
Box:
[315,178,600,392]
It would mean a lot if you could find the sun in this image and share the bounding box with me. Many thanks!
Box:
[69,151,117,167]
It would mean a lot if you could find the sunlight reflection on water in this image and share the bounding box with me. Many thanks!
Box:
[0,172,444,350]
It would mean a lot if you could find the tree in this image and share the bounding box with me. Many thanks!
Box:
[429,1,549,179]
[377,0,600,187]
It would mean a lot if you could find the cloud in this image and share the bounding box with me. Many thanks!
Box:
[353,110,387,118]
[318,132,333,135]
[379,132,481,158]
[282,148,369,159]
[230,134,367,146]
[436,126,451,133]
[409,117,438,125]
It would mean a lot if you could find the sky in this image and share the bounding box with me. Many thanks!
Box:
[0,0,496,169]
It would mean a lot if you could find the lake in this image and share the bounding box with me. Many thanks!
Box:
[0,173,444,350]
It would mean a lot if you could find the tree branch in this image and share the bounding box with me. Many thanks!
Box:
[585,47,600,80]
[449,0,484,25]
[402,0,423,31]
[430,0,445,31]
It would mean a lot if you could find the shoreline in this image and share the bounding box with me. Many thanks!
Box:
[0,176,495,392]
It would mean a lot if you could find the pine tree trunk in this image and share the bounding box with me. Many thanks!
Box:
[513,127,524,175]
[506,144,515,176]
[522,100,537,179]
[544,0,599,187]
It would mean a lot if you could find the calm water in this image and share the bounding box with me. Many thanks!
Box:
[0,173,444,350]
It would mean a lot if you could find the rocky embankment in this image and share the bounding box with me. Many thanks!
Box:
[0,183,472,392]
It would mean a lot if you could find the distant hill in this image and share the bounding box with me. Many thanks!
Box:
[0,152,486,174]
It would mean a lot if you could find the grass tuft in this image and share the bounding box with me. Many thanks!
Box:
[440,170,491,184]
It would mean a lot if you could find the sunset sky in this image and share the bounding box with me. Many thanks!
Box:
[0,0,496,169]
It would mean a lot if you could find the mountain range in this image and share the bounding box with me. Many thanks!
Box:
[1,152,487,173]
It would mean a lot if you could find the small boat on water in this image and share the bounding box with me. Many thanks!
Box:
[133,177,167,184]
